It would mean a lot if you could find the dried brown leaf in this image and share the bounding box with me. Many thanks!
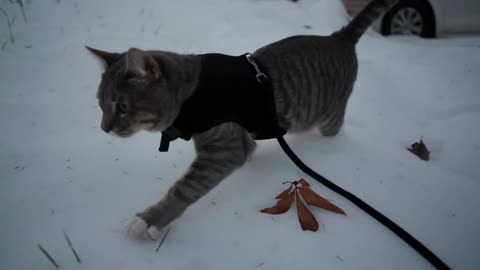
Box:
[296,192,319,231]
[408,137,430,161]
[261,191,295,215]
[298,178,310,187]
[299,186,346,215]
[275,184,293,199]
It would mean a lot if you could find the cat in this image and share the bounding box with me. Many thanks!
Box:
[87,0,397,240]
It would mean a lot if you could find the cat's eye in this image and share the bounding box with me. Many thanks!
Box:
[117,103,129,113]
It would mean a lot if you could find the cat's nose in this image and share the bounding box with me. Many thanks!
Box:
[101,113,114,133]
[101,124,111,133]
[101,118,113,133]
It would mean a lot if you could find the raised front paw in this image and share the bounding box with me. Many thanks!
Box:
[127,216,161,241]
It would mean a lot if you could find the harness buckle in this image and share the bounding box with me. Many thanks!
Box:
[245,53,269,83]
[256,73,268,84]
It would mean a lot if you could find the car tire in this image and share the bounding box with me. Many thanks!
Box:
[381,0,436,38]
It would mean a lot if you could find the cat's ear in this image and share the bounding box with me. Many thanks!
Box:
[85,46,120,68]
[125,48,161,81]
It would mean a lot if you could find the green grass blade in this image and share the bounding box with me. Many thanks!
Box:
[38,244,59,268]
[63,231,82,264]
[155,228,171,252]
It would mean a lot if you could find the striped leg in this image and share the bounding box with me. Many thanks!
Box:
[129,123,256,240]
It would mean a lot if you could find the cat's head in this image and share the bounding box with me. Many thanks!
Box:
[87,47,181,138]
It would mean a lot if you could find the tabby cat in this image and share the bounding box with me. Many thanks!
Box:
[88,0,397,240]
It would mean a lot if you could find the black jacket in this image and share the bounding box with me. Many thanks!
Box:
[160,53,285,151]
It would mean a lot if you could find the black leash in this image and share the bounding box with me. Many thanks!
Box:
[247,53,451,269]
[159,53,450,269]
[276,136,450,269]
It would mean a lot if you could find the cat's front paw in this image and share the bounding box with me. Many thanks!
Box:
[127,216,160,241]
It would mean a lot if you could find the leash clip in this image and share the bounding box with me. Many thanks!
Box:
[158,126,183,152]
[245,53,268,83]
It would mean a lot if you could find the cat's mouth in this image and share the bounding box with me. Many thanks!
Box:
[115,129,135,138]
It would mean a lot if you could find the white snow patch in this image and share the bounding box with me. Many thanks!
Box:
[1,0,480,270]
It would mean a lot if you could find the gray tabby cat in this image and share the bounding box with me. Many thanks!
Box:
[88,0,397,240]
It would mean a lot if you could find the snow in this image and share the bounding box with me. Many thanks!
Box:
[1,0,479,269]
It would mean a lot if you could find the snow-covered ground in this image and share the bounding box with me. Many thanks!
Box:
[1,0,479,269]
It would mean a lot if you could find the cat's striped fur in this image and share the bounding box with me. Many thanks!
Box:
[88,0,398,239]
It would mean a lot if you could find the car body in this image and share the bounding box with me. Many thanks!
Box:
[429,0,480,34]
[345,0,480,37]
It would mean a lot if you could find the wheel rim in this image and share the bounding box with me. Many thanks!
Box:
[390,7,424,35]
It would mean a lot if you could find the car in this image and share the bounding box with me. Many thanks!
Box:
[344,0,480,37]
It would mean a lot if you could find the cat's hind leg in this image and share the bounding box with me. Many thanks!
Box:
[318,102,346,137]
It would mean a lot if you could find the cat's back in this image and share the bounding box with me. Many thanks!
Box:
[253,34,359,131]
[253,33,356,66]
[253,33,357,87]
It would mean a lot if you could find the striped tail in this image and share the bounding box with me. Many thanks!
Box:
[341,0,398,43]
